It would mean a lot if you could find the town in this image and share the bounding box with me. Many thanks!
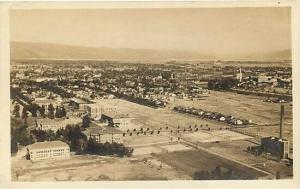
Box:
[10,59,293,181]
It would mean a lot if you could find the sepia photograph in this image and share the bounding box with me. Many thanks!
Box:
[2,2,298,186]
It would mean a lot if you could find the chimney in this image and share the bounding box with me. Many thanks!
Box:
[279,104,284,139]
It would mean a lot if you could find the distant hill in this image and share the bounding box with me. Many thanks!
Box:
[10,41,291,61]
[10,42,213,61]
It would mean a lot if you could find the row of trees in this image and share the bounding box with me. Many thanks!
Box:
[13,103,67,119]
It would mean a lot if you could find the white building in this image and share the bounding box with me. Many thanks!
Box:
[84,104,103,119]
[27,141,70,161]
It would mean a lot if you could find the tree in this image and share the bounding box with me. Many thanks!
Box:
[13,104,20,118]
[86,137,97,154]
[276,171,281,179]
[48,103,55,119]
[40,105,46,117]
[21,107,28,120]
[61,106,67,117]
[55,106,60,118]
[193,171,211,180]
[82,114,91,129]
[212,165,222,179]
[11,137,18,153]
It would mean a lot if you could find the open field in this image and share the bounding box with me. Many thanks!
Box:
[198,140,293,178]
[154,149,269,180]
[173,91,293,126]
[11,154,190,181]
[171,91,293,143]
[132,143,193,156]
[94,98,230,132]
[94,93,292,144]
[123,134,171,147]
[183,130,252,143]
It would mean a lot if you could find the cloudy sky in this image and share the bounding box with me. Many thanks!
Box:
[10,8,291,56]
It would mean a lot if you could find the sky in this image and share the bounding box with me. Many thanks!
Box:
[10,8,291,56]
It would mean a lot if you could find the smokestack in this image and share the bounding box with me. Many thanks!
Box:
[279,104,284,139]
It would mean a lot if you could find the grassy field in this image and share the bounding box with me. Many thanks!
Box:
[155,149,269,180]
[198,140,293,179]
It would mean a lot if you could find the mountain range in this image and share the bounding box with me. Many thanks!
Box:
[10,42,291,62]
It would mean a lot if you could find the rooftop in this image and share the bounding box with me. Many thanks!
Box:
[27,141,69,150]
[36,118,62,125]
[70,97,91,104]
[262,136,289,142]
[83,125,122,136]
[102,112,131,119]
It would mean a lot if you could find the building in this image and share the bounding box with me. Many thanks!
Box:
[83,126,123,143]
[261,136,289,159]
[36,118,81,132]
[101,112,132,128]
[84,104,103,119]
[69,98,91,111]
[36,118,64,132]
[236,68,243,82]
[33,97,59,110]
[27,141,70,161]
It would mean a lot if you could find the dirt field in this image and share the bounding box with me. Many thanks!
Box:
[131,143,193,156]
[94,93,292,144]
[182,130,252,143]
[95,98,229,132]
[173,91,293,126]
[11,154,190,181]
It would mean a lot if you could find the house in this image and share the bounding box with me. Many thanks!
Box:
[26,141,70,161]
